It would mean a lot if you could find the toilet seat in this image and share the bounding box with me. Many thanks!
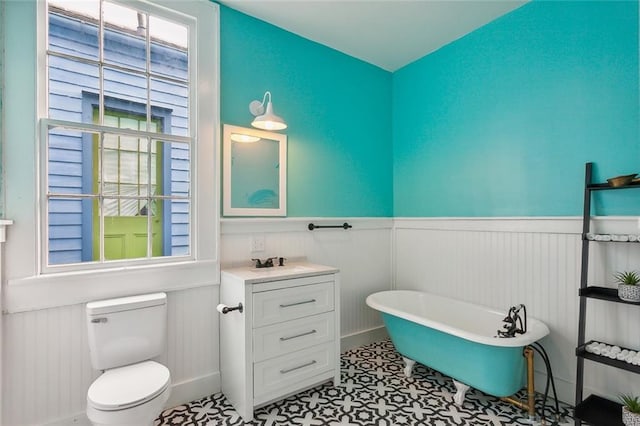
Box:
[88,361,170,411]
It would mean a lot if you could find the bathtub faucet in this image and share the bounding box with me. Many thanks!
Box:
[497,304,527,338]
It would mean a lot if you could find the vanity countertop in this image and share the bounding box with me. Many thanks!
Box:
[221,261,339,284]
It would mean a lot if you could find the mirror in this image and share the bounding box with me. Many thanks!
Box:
[223,124,287,216]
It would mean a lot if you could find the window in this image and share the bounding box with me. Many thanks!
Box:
[45,0,194,267]
[2,0,218,311]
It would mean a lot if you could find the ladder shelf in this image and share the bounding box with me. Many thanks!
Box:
[574,162,640,426]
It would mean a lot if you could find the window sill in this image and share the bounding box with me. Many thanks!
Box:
[0,220,13,243]
[5,259,219,313]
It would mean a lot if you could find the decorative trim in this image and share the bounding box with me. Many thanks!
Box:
[5,260,219,313]
[165,371,221,412]
[221,217,393,234]
[44,413,90,426]
[41,372,221,426]
[340,326,389,353]
[394,216,640,234]
[0,219,13,243]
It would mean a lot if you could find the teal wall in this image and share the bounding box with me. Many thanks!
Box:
[393,0,639,217]
[220,6,393,217]
[1,2,636,219]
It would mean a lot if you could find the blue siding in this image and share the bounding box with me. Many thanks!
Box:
[48,12,190,264]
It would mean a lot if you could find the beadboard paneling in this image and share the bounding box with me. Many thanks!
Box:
[221,218,394,338]
[5,216,638,424]
[2,286,218,426]
[394,217,640,403]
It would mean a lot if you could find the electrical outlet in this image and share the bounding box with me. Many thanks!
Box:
[251,234,265,252]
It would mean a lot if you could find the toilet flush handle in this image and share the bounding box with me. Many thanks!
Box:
[91,317,108,323]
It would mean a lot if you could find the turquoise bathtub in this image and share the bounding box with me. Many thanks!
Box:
[366,290,549,404]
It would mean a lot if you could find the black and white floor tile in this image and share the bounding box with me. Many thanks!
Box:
[156,339,573,425]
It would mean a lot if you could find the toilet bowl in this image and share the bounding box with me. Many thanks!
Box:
[85,293,171,426]
[87,361,171,426]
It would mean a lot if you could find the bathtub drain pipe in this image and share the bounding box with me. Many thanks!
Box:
[500,346,536,422]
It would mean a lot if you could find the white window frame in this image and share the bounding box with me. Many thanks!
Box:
[3,0,219,312]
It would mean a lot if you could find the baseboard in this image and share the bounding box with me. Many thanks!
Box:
[42,373,221,426]
[45,413,90,426]
[166,371,221,409]
[533,370,573,406]
[341,326,389,352]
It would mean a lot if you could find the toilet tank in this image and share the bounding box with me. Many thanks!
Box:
[87,292,167,370]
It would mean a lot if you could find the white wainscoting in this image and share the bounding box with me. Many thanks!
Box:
[2,285,219,426]
[4,216,638,424]
[1,218,392,426]
[220,217,394,350]
[394,217,640,404]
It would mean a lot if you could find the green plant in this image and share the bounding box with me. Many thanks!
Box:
[620,394,640,414]
[614,271,640,286]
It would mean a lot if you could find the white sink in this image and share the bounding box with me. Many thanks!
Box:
[248,265,313,274]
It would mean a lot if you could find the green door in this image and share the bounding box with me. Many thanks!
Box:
[93,111,163,260]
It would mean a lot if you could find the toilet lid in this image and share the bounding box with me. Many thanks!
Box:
[88,361,170,411]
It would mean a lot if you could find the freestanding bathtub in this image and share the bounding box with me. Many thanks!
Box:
[366,290,549,405]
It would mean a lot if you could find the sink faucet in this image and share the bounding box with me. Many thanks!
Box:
[251,257,277,268]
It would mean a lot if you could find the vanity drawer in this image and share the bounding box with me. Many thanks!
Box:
[253,282,334,327]
[253,312,335,362]
[253,342,335,403]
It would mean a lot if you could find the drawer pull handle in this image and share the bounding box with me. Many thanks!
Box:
[280,329,317,341]
[280,360,317,374]
[280,299,316,308]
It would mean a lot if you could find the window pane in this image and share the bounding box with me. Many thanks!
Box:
[103,213,150,260]
[102,148,119,185]
[103,68,148,122]
[48,0,99,61]
[152,140,190,197]
[164,200,190,257]
[48,127,97,196]
[48,196,95,265]
[149,15,188,79]
[103,2,146,72]
[151,78,188,136]
[49,58,99,122]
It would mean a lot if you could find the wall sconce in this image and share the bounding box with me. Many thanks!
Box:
[249,91,287,131]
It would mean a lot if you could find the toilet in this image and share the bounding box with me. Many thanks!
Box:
[86,293,171,426]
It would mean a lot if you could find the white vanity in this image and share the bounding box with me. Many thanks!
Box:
[219,262,340,421]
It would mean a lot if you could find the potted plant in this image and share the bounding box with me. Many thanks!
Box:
[615,271,640,303]
[620,394,640,426]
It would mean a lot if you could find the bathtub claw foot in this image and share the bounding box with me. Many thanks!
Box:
[402,357,416,377]
[453,380,470,406]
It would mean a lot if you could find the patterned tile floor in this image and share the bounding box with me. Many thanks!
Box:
[156,339,573,425]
